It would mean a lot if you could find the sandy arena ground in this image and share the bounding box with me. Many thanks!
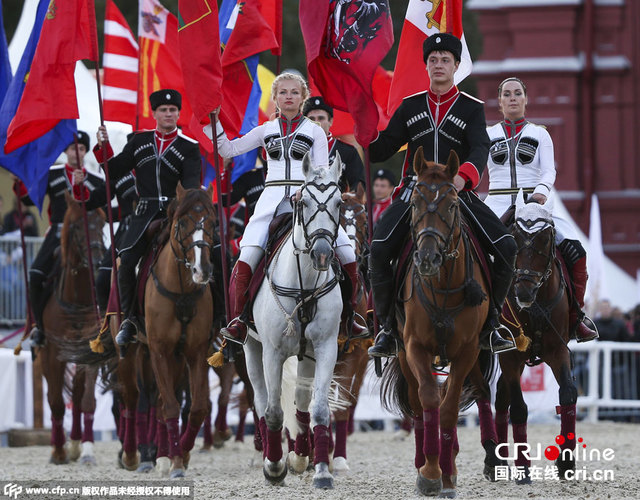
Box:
[1,422,638,499]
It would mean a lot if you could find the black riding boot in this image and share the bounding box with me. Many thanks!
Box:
[367,276,400,358]
[115,268,138,346]
[29,274,46,347]
[481,263,516,353]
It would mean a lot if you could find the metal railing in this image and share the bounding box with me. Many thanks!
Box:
[0,235,43,326]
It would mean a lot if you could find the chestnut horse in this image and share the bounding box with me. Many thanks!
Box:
[332,184,371,473]
[382,148,491,497]
[144,185,216,478]
[39,193,105,464]
[493,192,576,483]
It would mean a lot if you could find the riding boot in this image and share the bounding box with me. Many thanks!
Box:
[481,263,516,353]
[343,262,368,337]
[115,269,138,346]
[367,275,399,358]
[220,261,253,345]
[569,257,598,342]
[28,274,46,347]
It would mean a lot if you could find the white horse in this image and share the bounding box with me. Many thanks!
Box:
[245,153,343,489]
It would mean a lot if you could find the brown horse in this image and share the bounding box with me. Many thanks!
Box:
[382,148,491,497]
[39,193,105,464]
[493,193,575,483]
[144,184,216,478]
[332,184,372,473]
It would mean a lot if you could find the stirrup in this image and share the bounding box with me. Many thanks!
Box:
[220,317,248,346]
[576,315,599,343]
[350,312,370,340]
[491,324,517,354]
[368,329,399,358]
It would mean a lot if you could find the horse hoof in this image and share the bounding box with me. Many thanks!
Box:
[212,428,233,448]
[287,450,309,474]
[556,457,575,480]
[136,461,154,473]
[156,457,171,476]
[483,440,506,482]
[416,472,442,496]
[170,468,185,479]
[80,454,97,466]
[121,451,140,471]
[332,456,350,475]
[68,439,81,461]
[49,454,69,465]
[263,457,288,485]
[313,463,334,490]
[199,444,212,453]
[117,449,125,469]
[516,475,532,485]
[182,451,191,470]
[439,488,457,498]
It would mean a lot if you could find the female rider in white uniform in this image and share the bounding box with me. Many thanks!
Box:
[484,77,597,342]
[208,72,366,344]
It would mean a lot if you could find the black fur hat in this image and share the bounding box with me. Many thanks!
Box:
[149,89,182,110]
[302,96,334,118]
[68,130,90,151]
[423,32,462,64]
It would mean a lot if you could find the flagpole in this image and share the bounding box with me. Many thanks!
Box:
[89,0,122,322]
[210,112,231,323]
[72,136,102,331]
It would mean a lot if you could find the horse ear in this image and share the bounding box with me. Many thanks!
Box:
[176,182,185,200]
[413,146,426,176]
[205,183,214,200]
[446,150,460,179]
[302,152,312,178]
[331,151,342,182]
[515,189,526,212]
[356,182,365,200]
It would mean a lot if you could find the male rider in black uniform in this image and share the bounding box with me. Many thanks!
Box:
[367,33,517,357]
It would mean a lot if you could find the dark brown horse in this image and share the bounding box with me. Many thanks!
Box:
[382,148,491,497]
[145,185,216,478]
[331,184,371,473]
[39,193,105,464]
[493,193,576,483]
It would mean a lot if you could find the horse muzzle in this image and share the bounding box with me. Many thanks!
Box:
[514,283,537,309]
[310,239,334,272]
[413,249,442,277]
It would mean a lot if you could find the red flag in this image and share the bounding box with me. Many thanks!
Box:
[103,0,138,126]
[221,0,278,67]
[300,0,393,148]
[387,0,472,115]
[5,0,97,153]
[261,0,282,56]
[177,0,223,124]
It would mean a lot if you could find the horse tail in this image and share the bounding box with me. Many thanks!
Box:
[459,349,498,412]
[55,330,117,366]
[380,357,413,418]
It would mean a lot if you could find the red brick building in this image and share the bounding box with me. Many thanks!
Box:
[468,0,640,276]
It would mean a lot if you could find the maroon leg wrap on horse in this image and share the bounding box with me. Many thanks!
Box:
[512,423,530,467]
[559,404,576,453]
[202,410,213,446]
[70,404,82,441]
[423,408,440,457]
[413,417,425,469]
[135,410,148,446]
[82,413,94,443]
[147,407,156,444]
[179,422,200,452]
[156,419,169,458]
[439,427,456,476]
[266,427,283,462]
[452,426,459,453]
[285,428,294,453]
[313,424,331,465]
[347,406,355,435]
[117,403,125,442]
[495,409,509,444]
[51,417,65,448]
[215,404,228,431]
[334,420,348,459]
[477,399,498,445]
[401,416,412,432]
[122,410,136,454]
[165,417,182,458]
[294,410,311,456]
[235,410,246,442]
[255,416,266,455]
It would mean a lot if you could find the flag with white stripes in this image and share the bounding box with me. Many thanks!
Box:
[103,0,138,126]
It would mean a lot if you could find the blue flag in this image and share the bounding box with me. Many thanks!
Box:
[0,0,76,210]
[0,0,12,103]
[219,0,262,184]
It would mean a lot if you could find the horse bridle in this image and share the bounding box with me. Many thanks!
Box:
[294,179,341,253]
[66,218,105,269]
[410,180,460,263]
[513,216,556,295]
[340,200,368,252]
[171,206,216,270]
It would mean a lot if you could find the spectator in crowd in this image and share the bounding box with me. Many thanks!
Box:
[595,299,629,342]
[2,199,39,237]
[371,168,396,226]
